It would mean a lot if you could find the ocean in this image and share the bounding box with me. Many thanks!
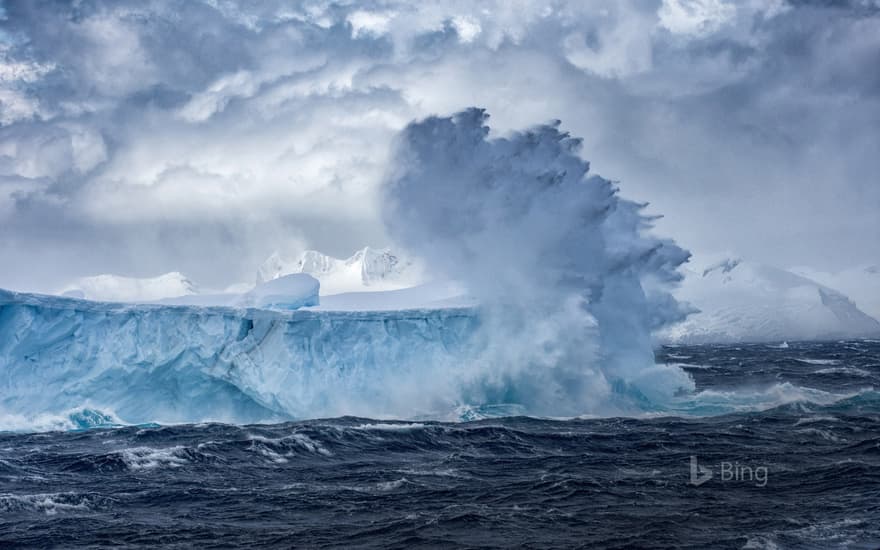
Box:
[2,340,879,549]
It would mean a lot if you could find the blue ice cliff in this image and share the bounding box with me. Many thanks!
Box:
[0,287,479,426]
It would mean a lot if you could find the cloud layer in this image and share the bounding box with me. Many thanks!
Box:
[0,0,878,291]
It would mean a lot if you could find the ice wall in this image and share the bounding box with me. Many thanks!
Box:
[0,289,478,426]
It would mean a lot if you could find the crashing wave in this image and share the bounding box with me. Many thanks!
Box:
[382,108,695,412]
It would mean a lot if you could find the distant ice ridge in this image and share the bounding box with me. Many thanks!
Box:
[256,247,423,294]
[53,247,416,305]
[658,256,880,343]
[47,246,462,312]
[792,264,880,321]
[60,272,198,302]
[154,274,320,310]
[54,271,321,312]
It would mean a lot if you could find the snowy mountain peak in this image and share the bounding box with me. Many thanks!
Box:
[256,250,342,285]
[299,250,342,275]
[346,247,408,285]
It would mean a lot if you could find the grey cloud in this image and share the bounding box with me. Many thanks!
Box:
[0,0,877,292]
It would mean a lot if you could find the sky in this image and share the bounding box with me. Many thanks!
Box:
[0,0,878,292]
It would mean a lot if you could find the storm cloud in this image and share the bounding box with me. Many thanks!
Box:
[0,0,877,292]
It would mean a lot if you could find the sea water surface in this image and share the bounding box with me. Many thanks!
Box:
[1,340,879,549]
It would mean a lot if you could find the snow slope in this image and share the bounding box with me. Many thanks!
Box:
[256,247,422,294]
[60,272,197,302]
[659,257,880,343]
[313,281,472,311]
[792,265,880,321]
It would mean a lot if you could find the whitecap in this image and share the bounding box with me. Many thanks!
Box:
[814,367,871,376]
[119,446,190,470]
[355,423,426,431]
[0,492,106,515]
[796,358,842,366]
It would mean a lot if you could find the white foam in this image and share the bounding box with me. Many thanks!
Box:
[672,383,867,415]
[797,358,842,366]
[815,366,871,376]
[119,446,190,470]
[288,433,332,456]
[355,423,427,431]
[0,493,102,515]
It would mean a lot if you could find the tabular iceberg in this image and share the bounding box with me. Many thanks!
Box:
[0,288,478,427]
[0,285,698,429]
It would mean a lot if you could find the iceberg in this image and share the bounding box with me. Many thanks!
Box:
[0,284,693,429]
[0,288,479,426]
[233,274,319,310]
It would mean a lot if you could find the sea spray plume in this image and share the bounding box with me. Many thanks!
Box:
[382,108,694,415]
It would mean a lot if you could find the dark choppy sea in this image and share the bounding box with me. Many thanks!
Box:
[2,340,879,549]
